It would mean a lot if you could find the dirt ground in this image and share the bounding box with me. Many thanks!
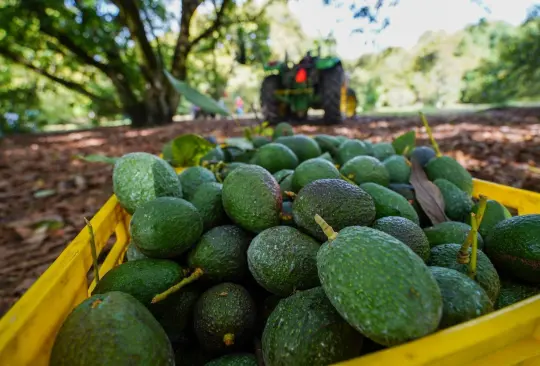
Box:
[1,107,539,316]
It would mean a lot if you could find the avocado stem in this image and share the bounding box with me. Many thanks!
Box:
[314,214,338,241]
[84,217,100,285]
[223,333,235,346]
[468,214,479,279]
[151,268,204,303]
[402,145,411,157]
[419,112,442,157]
[457,213,476,264]
[284,191,297,199]
[474,195,488,226]
[340,173,357,185]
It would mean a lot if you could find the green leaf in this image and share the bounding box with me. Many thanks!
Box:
[34,189,56,198]
[164,70,230,116]
[74,154,119,164]
[243,127,253,142]
[225,137,254,150]
[168,134,215,167]
[392,130,416,156]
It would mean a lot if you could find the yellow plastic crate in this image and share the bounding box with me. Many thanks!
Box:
[1,177,539,366]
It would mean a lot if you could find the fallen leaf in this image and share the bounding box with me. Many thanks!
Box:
[74,154,119,164]
[409,158,449,225]
[24,225,49,246]
[33,189,56,198]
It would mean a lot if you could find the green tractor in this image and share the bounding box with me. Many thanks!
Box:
[260,49,358,124]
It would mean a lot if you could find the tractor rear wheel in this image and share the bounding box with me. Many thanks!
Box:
[320,64,345,124]
[260,75,284,124]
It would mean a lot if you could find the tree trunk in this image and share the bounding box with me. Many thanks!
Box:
[125,84,178,127]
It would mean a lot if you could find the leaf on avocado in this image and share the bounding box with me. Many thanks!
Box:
[74,154,119,164]
[409,158,449,224]
[164,70,230,116]
[168,134,215,167]
[392,130,416,155]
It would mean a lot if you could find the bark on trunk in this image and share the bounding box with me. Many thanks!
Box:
[126,85,177,127]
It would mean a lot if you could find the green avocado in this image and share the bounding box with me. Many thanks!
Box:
[425,156,473,194]
[433,178,473,222]
[362,140,375,156]
[423,221,484,249]
[372,142,396,161]
[314,134,341,156]
[272,122,294,140]
[130,197,203,258]
[190,182,228,231]
[372,216,430,262]
[468,199,512,238]
[387,183,431,228]
[292,179,376,241]
[427,243,500,302]
[253,143,299,173]
[485,215,540,284]
[178,166,217,200]
[336,139,370,165]
[274,169,295,199]
[247,226,320,296]
[292,158,341,191]
[319,152,335,163]
[495,279,540,309]
[113,152,183,214]
[317,226,442,346]
[50,292,174,366]
[92,259,184,306]
[187,225,251,282]
[383,155,411,184]
[411,146,436,167]
[205,353,257,366]
[252,136,271,148]
[222,165,282,233]
[126,242,148,261]
[262,287,363,366]
[340,156,390,186]
[200,146,225,164]
[194,283,256,352]
[359,182,420,225]
[429,266,493,329]
[274,135,322,162]
[219,162,248,180]
[273,169,294,182]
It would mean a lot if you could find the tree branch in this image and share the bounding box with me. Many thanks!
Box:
[189,0,232,48]
[0,46,114,105]
[171,0,202,76]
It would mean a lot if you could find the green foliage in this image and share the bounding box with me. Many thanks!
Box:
[74,154,119,165]
[164,134,216,167]
[392,131,416,156]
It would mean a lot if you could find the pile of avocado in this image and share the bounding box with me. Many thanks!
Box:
[50,122,540,366]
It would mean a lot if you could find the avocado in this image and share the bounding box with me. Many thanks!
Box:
[425,156,473,194]
[280,201,294,226]
[151,284,200,344]
[274,135,322,162]
[317,226,442,346]
[319,152,335,163]
[113,152,183,214]
[468,199,512,239]
[178,166,217,200]
[362,140,375,156]
[252,136,271,148]
[372,216,430,262]
[126,242,148,261]
[423,221,484,249]
[359,182,420,225]
[314,134,341,155]
[247,226,320,296]
[372,142,396,161]
[383,155,411,184]
[411,146,436,167]
[253,143,299,173]
[262,287,363,366]
[429,266,493,329]
[495,279,540,309]
[272,122,294,140]
[427,243,500,302]
[292,158,341,191]
[50,292,174,366]
[194,283,256,352]
[130,197,203,258]
[485,215,540,284]
[187,225,251,282]
[190,182,228,231]
[92,259,184,306]
[340,156,390,186]
[388,183,431,228]
[222,165,282,233]
[336,139,370,165]
[206,353,257,366]
[273,169,294,183]
[219,162,248,180]
[433,178,473,222]
[334,135,349,145]
[274,169,294,199]
[292,179,376,241]
[201,146,225,164]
